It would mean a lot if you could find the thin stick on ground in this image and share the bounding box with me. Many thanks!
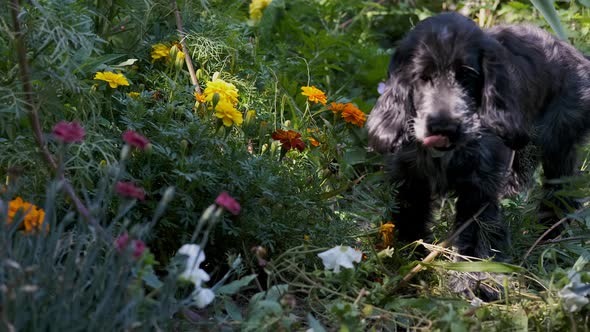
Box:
[171,0,202,93]
[522,213,574,262]
[390,203,489,294]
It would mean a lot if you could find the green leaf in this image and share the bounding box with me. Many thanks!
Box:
[250,284,289,304]
[507,1,530,9]
[142,271,164,289]
[224,298,243,321]
[216,274,257,295]
[343,147,367,166]
[423,261,524,273]
[530,0,568,40]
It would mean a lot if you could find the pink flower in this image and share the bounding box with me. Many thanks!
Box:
[52,121,85,143]
[123,130,150,150]
[115,181,146,201]
[115,232,129,252]
[132,240,146,259]
[215,191,241,215]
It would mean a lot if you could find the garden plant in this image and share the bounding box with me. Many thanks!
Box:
[2,0,590,330]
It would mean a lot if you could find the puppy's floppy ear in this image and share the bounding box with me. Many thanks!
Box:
[367,55,414,153]
[480,37,529,150]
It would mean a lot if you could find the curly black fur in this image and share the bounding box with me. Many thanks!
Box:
[367,12,590,297]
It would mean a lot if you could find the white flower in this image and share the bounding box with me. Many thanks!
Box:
[317,245,362,273]
[194,288,215,308]
[558,271,590,313]
[179,244,206,271]
[178,244,208,283]
[181,267,211,286]
[177,244,216,309]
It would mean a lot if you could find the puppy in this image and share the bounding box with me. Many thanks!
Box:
[367,12,590,296]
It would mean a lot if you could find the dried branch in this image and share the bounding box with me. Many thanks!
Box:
[171,0,202,93]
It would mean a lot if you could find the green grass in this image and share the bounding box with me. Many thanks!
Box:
[2,0,590,330]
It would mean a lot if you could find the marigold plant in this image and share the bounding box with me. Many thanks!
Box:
[341,103,366,127]
[249,0,272,22]
[94,71,130,88]
[214,100,243,127]
[6,197,47,233]
[271,129,306,152]
[204,78,239,105]
[301,85,327,105]
[151,43,171,62]
[379,222,395,248]
[329,102,347,114]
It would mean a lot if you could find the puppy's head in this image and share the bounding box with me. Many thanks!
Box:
[367,12,528,154]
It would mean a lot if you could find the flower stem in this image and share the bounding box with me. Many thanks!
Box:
[10,0,110,241]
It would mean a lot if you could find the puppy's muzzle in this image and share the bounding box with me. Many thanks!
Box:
[423,113,461,151]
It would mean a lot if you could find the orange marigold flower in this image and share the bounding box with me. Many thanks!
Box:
[7,197,47,233]
[379,222,395,248]
[329,102,346,114]
[342,103,366,127]
[271,129,306,152]
[194,91,206,103]
[301,86,327,105]
[308,137,320,147]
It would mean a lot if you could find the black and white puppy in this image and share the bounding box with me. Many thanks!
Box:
[367,13,590,269]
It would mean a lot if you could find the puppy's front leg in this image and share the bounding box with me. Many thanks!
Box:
[454,187,508,261]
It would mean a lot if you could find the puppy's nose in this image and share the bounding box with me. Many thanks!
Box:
[426,113,460,137]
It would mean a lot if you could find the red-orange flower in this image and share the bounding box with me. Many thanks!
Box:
[308,137,320,147]
[271,129,306,152]
[341,103,366,127]
[329,102,346,114]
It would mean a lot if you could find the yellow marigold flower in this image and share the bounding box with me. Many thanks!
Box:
[127,92,140,98]
[249,0,272,21]
[215,100,243,127]
[94,71,130,89]
[7,197,47,233]
[379,222,395,248]
[329,102,347,114]
[151,43,171,63]
[301,86,327,105]
[204,78,239,106]
[342,103,366,127]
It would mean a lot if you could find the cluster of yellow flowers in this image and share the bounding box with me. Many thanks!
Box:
[6,197,47,233]
[249,0,272,22]
[195,76,243,127]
